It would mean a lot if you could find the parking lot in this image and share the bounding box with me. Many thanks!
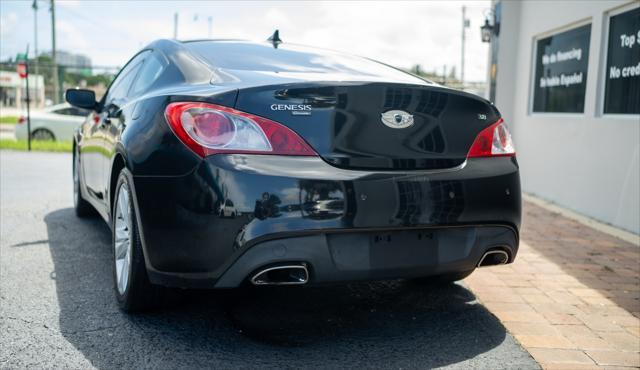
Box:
[0,150,539,369]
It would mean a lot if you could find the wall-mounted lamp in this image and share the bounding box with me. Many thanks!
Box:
[480,8,499,43]
[480,18,494,43]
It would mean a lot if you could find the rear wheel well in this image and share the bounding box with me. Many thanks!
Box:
[32,128,56,141]
[72,141,77,172]
[110,154,126,214]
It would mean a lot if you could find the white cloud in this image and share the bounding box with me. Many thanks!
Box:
[57,19,90,51]
[0,11,18,40]
[196,1,490,81]
[1,0,490,81]
[56,0,83,8]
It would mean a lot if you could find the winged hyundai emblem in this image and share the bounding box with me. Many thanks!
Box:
[381,110,414,129]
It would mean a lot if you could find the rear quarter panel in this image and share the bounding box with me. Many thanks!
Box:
[118,88,238,177]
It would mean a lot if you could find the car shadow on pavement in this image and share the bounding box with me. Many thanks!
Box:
[44,208,515,369]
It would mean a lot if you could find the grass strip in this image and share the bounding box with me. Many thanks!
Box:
[0,139,72,152]
[0,116,19,124]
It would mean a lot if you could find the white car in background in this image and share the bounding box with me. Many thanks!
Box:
[14,103,89,141]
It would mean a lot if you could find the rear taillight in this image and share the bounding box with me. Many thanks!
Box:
[165,102,317,158]
[467,118,515,158]
[17,116,26,124]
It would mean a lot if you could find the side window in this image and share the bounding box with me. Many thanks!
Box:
[55,107,89,116]
[105,50,149,104]
[71,107,90,116]
[106,62,143,103]
[130,52,165,96]
[53,107,73,115]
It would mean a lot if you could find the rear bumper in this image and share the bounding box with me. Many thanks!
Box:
[214,226,517,288]
[14,124,26,141]
[131,155,521,288]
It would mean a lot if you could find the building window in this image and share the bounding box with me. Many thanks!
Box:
[603,6,639,115]
[532,24,592,113]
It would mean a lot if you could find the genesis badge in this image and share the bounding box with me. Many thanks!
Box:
[381,110,414,129]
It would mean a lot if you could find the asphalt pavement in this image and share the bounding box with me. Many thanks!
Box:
[0,150,539,369]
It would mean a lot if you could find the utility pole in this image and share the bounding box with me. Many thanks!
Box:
[173,12,178,39]
[25,45,32,151]
[207,16,212,38]
[32,0,39,107]
[461,5,469,86]
[50,0,59,104]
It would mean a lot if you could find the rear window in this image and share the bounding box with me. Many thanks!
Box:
[185,41,428,83]
[131,52,165,96]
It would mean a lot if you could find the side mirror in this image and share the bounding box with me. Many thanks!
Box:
[65,89,97,110]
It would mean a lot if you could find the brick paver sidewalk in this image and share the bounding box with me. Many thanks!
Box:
[466,201,640,369]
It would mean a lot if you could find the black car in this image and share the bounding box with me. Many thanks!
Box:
[66,38,521,312]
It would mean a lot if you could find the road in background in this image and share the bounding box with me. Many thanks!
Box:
[0,150,538,369]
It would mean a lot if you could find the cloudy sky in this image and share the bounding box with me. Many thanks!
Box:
[1,0,491,82]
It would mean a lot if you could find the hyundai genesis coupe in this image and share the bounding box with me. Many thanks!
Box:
[66,37,521,312]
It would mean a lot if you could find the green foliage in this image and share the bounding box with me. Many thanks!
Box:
[85,73,114,86]
[0,116,19,124]
[1,55,115,89]
[408,64,443,82]
[63,70,114,88]
[0,139,72,152]
[408,64,461,85]
[448,66,457,79]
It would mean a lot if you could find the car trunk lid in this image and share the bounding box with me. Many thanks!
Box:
[234,82,501,171]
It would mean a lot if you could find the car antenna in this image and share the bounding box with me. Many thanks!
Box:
[268,29,282,49]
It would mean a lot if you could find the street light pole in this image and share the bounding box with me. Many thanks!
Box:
[50,0,59,104]
[461,5,469,86]
[173,12,178,39]
[32,0,39,107]
[25,45,32,152]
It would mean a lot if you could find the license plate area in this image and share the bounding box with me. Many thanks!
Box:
[328,229,439,271]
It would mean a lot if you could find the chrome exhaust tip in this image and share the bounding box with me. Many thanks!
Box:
[477,249,510,267]
[250,263,309,286]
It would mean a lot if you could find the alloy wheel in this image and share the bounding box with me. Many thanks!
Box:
[114,183,133,295]
[32,129,55,141]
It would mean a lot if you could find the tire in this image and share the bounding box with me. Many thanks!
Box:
[112,168,165,312]
[73,148,94,218]
[32,128,55,141]
[411,269,475,285]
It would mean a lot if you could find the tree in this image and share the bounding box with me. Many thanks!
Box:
[448,66,457,80]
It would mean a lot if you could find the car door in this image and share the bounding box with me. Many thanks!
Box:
[49,106,89,141]
[79,109,107,201]
[83,51,147,209]
[100,50,167,206]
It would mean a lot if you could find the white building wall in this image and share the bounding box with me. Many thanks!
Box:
[493,0,639,234]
